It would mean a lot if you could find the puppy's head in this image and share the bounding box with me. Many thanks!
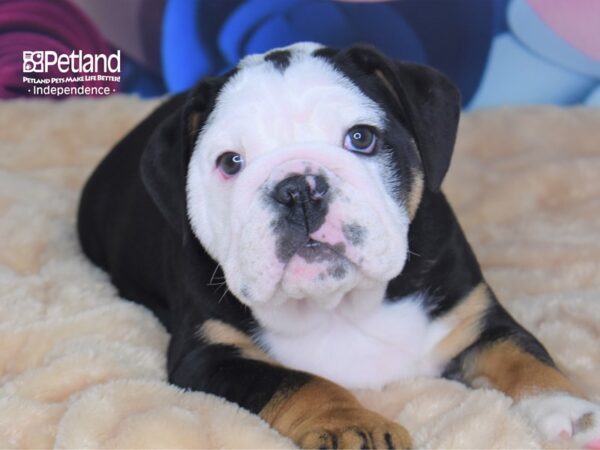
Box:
[142,43,460,332]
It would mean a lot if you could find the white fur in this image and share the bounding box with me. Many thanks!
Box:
[186,43,410,323]
[257,293,452,390]
[515,392,600,447]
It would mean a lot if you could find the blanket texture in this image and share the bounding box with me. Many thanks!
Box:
[0,97,599,449]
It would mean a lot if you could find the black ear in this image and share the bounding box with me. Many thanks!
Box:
[345,46,461,192]
[140,76,228,234]
[389,61,461,192]
[139,102,187,233]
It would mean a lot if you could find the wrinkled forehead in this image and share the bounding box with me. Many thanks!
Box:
[198,44,385,154]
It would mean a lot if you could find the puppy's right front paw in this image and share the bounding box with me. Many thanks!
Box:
[295,407,411,449]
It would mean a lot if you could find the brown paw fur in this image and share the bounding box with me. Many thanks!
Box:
[294,407,411,449]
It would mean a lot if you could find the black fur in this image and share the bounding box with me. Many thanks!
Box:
[264,50,292,71]
[78,44,556,427]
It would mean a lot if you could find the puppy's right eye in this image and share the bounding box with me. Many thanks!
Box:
[216,152,244,177]
[343,125,378,155]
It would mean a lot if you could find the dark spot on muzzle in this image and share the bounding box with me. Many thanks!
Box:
[240,286,251,300]
[327,264,348,279]
[342,222,367,246]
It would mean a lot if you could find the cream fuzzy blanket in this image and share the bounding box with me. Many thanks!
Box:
[1,97,599,449]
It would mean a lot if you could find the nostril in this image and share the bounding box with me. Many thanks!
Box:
[285,188,301,205]
[272,175,306,206]
[311,186,328,201]
[310,176,329,201]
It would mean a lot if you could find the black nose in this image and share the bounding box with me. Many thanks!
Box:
[272,174,329,233]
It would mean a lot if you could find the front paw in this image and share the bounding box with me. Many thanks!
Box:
[295,407,411,449]
[515,392,600,449]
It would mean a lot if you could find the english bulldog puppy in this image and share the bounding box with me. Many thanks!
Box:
[78,43,600,449]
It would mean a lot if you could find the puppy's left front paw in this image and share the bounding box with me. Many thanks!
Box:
[515,392,600,448]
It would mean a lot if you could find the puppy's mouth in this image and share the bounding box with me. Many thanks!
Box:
[295,238,348,263]
[277,236,355,291]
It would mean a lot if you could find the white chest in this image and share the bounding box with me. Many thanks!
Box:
[258,295,451,390]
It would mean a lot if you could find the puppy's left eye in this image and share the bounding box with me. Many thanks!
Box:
[343,126,378,154]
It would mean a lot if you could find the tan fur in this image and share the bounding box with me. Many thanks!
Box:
[407,170,424,220]
[432,283,490,364]
[462,340,582,400]
[198,319,273,363]
[188,111,203,144]
[575,412,595,433]
[261,377,411,449]
[374,68,424,221]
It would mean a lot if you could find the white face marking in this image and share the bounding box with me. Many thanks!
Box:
[257,294,452,390]
[186,42,410,341]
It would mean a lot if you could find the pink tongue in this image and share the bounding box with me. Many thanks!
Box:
[585,438,600,449]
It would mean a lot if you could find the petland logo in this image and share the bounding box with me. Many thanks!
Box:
[23,50,121,74]
[22,50,121,96]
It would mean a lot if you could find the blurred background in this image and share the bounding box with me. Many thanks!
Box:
[1,0,599,109]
